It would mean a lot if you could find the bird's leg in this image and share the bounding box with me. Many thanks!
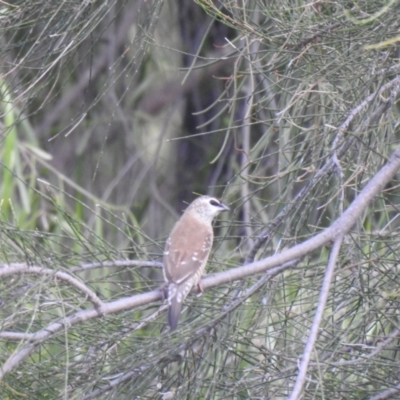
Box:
[159,282,168,301]
[196,281,204,297]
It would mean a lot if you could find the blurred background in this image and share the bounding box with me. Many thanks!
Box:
[1,0,400,398]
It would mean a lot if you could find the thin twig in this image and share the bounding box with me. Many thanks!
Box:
[288,235,344,400]
[71,259,162,273]
[0,264,103,310]
[245,74,400,264]
[368,383,400,400]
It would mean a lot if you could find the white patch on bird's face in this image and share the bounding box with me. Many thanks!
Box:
[187,196,228,224]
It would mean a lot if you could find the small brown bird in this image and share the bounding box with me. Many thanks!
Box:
[163,195,229,330]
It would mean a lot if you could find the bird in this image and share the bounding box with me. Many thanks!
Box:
[163,195,230,330]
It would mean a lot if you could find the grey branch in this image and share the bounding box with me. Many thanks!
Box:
[1,142,400,378]
[288,235,344,400]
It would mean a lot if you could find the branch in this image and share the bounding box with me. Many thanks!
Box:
[0,289,161,378]
[246,74,400,263]
[369,383,400,400]
[70,259,162,273]
[35,3,140,136]
[0,264,103,310]
[288,235,344,400]
[82,262,294,400]
[1,142,400,378]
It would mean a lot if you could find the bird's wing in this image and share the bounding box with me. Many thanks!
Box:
[163,213,213,284]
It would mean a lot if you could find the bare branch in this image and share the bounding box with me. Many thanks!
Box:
[246,75,400,264]
[70,259,162,273]
[288,235,344,400]
[0,288,161,378]
[2,142,400,379]
[369,384,400,400]
[0,263,103,310]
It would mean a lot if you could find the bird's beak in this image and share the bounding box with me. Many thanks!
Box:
[220,202,230,211]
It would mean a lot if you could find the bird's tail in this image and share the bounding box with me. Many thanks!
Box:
[167,283,183,330]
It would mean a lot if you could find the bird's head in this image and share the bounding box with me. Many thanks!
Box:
[185,195,230,223]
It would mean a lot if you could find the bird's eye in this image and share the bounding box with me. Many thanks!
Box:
[210,199,220,207]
